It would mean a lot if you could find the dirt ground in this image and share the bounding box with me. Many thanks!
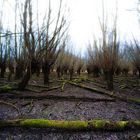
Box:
[0,75,140,140]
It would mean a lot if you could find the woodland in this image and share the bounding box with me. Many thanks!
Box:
[0,0,140,139]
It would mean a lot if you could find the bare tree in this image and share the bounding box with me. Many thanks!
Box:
[98,1,119,90]
[55,42,66,78]
[127,40,140,77]
[18,0,36,90]
[75,55,84,75]
[38,0,68,85]
[86,41,101,77]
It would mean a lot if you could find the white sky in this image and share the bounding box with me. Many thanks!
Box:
[67,0,140,53]
[0,0,140,54]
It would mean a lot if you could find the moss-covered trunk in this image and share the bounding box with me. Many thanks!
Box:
[0,119,140,131]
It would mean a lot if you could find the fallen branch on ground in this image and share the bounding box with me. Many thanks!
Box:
[28,84,49,88]
[0,119,139,131]
[85,79,106,88]
[0,101,20,115]
[26,86,61,93]
[0,94,115,102]
[61,81,67,92]
[68,81,140,105]
[27,99,34,113]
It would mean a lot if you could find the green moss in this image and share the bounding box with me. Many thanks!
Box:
[89,120,107,129]
[116,121,128,129]
[0,119,140,130]
[133,120,140,127]
[20,119,88,129]
[1,85,13,90]
[128,98,140,104]
[64,121,88,129]
[61,81,67,92]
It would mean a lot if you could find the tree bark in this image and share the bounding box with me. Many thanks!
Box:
[43,62,51,86]
[0,119,140,131]
[77,68,81,75]
[0,62,6,78]
[57,66,61,78]
[15,61,24,79]
[104,70,114,91]
[138,68,140,78]
[69,68,74,80]
[17,66,31,90]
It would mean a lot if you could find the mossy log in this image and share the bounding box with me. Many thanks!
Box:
[68,81,140,105]
[0,85,16,93]
[0,119,140,131]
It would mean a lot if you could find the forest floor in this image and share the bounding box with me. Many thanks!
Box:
[0,74,140,140]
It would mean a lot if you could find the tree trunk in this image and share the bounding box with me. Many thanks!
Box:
[0,62,6,78]
[8,64,14,81]
[138,69,140,78]
[36,66,40,77]
[0,119,140,131]
[31,58,40,76]
[92,65,100,77]
[15,62,24,80]
[1,68,6,78]
[15,66,23,79]
[43,62,51,86]
[77,68,81,75]
[57,66,61,78]
[18,66,31,90]
[105,70,114,91]
[69,68,74,80]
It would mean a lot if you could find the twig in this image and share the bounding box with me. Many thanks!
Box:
[28,99,34,113]
[0,101,20,115]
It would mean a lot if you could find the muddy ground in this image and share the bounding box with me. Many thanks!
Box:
[0,75,140,140]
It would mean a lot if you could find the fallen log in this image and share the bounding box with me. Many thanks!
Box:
[0,119,140,131]
[0,84,62,94]
[85,79,106,88]
[0,94,115,102]
[0,85,16,93]
[68,81,140,105]
[28,84,49,88]
[26,86,61,93]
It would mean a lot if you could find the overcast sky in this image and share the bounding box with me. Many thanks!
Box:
[0,0,140,54]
